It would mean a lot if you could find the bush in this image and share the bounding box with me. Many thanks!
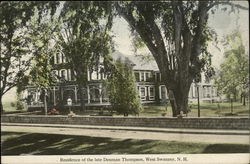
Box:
[10,102,16,107]
[16,101,24,110]
[107,58,142,116]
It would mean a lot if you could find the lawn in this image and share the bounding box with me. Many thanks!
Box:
[141,102,249,117]
[2,100,28,113]
[2,100,248,117]
[1,132,249,155]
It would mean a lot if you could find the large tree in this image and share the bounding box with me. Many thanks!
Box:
[0,1,58,111]
[56,2,114,109]
[215,30,249,105]
[114,1,248,116]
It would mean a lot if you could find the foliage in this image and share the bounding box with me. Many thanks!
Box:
[57,1,114,84]
[55,2,114,108]
[215,30,249,101]
[28,19,58,90]
[107,58,142,116]
[114,1,247,116]
[16,92,24,111]
[0,1,59,111]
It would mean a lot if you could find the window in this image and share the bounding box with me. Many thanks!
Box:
[91,71,98,80]
[149,86,155,100]
[140,87,146,100]
[61,53,65,63]
[54,53,59,64]
[68,69,71,81]
[57,53,61,64]
[89,86,100,103]
[140,72,145,81]
[60,69,67,80]
[205,77,210,84]
[161,86,167,100]
[156,72,161,82]
[134,72,140,81]
[146,72,151,81]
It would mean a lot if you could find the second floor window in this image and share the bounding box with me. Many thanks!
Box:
[139,71,152,82]
[60,69,67,80]
[140,72,145,81]
[134,72,140,81]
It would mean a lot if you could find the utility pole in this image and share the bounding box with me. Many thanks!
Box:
[196,84,200,117]
[230,94,234,114]
[44,89,47,115]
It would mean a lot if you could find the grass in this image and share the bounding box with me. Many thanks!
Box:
[2,100,28,113]
[2,100,248,117]
[141,102,249,117]
[1,132,249,155]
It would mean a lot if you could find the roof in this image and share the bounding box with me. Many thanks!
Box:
[112,51,159,71]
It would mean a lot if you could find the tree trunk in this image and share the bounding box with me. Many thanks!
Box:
[167,89,178,117]
[0,95,4,113]
[78,84,85,110]
[166,80,191,117]
[243,94,246,106]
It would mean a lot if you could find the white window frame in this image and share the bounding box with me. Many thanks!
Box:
[54,54,58,64]
[68,69,71,81]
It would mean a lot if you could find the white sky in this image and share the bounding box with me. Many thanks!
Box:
[3,2,249,102]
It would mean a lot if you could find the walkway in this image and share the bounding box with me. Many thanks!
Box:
[2,123,249,144]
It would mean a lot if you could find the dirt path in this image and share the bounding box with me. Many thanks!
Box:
[2,125,249,144]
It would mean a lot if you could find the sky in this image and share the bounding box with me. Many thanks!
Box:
[2,1,249,102]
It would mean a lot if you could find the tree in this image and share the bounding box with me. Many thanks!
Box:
[0,1,58,112]
[56,1,114,109]
[108,58,142,116]
[114,1,248,116]
[28,19,59,114]
[215,30,249,105]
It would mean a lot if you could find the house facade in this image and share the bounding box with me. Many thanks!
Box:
[25,51,219,111]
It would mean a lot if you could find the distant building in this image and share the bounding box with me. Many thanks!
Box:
[25,51,219,111]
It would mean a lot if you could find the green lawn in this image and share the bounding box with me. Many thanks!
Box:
[2,100,248,117]
[2,100,28,113]
[1,132,249,155]
[141,102,249,117]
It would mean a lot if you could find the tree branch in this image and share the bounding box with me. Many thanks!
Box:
[207,1,249,11]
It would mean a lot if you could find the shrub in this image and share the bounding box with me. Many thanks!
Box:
[107,58,142,116]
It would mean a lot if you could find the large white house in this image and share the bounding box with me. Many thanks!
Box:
[25,51,219,111]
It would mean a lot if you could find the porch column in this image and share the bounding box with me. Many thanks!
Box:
[74,86,77,104]
[159,86,162,99]
[99,83,102,104]
[53,87,56,106]
[87,85,90,104]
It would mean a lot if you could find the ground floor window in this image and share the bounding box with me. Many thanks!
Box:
[149,86,155,100]
[140,87,146,100]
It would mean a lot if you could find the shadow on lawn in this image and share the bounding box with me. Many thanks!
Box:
[202,144,249,153]
[2,132,249,155]
[1,132,157,155]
